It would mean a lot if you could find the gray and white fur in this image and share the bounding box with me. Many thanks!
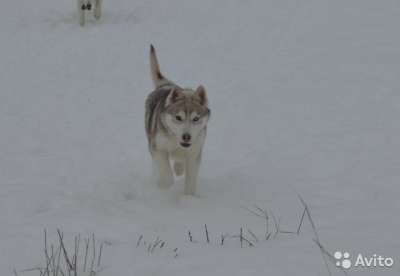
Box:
[145,45,210,195]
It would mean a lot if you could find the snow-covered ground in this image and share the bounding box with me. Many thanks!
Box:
[1,0,400,275]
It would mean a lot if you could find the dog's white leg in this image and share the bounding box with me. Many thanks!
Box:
[184,152,201,195]
[173,161,185,177]
[94,0,102,20]
[153,151,174,189]
[78,0,85,26]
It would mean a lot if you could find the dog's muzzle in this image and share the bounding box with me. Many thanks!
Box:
[180,133,192,148]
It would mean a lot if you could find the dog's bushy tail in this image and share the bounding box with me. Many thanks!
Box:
[150,45,173,89]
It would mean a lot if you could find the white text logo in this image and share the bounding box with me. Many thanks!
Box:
[334,251,394,269]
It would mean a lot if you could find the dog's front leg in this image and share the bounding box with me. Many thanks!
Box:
[78,0,85,26]
[153,151,174,189]
[94,0,102,20]
[184,151,201,196]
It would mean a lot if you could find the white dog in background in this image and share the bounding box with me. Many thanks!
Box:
[78,0,102,26]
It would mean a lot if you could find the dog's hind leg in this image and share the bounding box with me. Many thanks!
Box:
[153,151,174,189]
[78,0,85,26]
[94,0,102,20]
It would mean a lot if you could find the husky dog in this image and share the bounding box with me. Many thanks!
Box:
[145,45,210,195]
[78,0,102,26]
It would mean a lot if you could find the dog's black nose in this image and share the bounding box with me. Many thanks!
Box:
[182,133,191,142]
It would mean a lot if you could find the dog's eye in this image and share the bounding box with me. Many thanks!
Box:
[175,115,183,121]
[192,117,200,122]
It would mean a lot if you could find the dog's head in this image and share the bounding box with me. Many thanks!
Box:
[163,85,210,148]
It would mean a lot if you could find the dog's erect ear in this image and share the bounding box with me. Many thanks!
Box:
[194,85,208,106]
[166,88,182,106]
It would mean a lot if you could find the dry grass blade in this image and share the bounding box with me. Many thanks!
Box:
[248,229,259,243]
[150,237,162,253]
[297,196,338,276]
[51,245,55,275]
[242,206,264,218]
[270,212,280,238]
[57,230,73,271]
[136,235,143,247]
[313,239,350,276]
[188,231,193,242]
[205,224,210,243]
[243,205,270,240]
[312,238,333,276]
[220,234,226,246]
[90,234,96,275]
[254,205,268,217]
[159,241,165,249]
[20,267,43,273]
[297,207,306,235]
[97,243,103,267]
[240,228,243,248]
[280,230,296,234]
[83,238,89,273]
[241,231,254,247]
[55,244,62,276]
[298,195,320,241]
[73,235,80,276]
[43,229,52,276]
[44,230,50,263]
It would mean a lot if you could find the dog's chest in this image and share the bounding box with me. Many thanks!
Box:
[154,132,201,158]
[154,132,177,152]
[171,146,190,158]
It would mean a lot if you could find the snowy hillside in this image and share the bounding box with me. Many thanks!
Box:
[1,0,400,275]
